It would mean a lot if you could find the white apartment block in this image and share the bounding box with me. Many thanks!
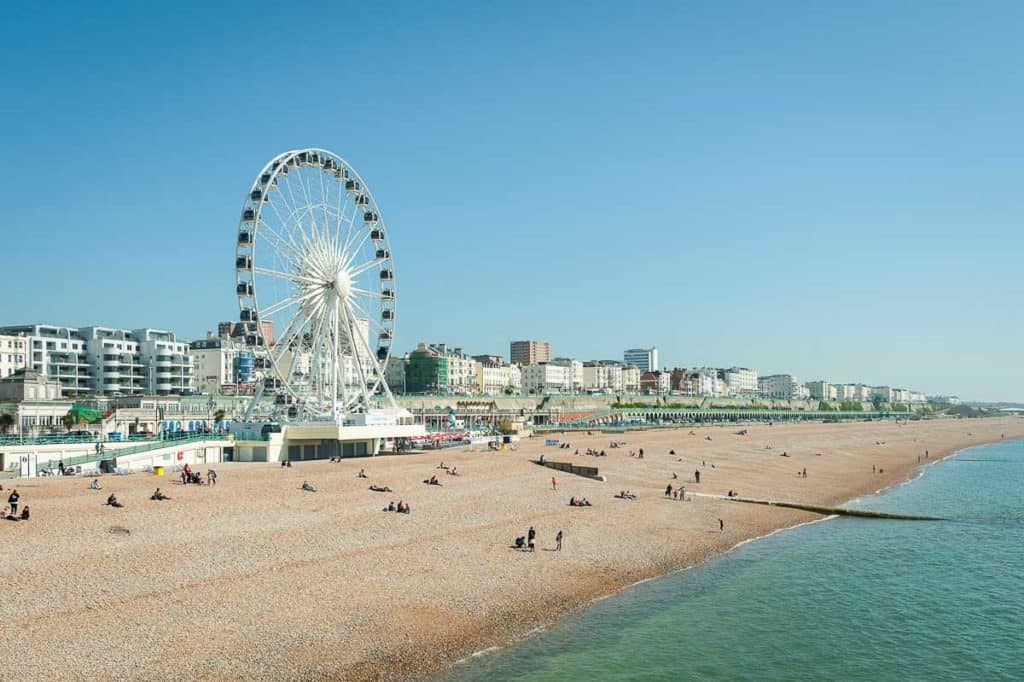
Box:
[723,367,758,395]
[694,370,721,396]
[0,324,194,397]
[620,364,640,392]
[871,386,894,403]
[805,380,831,400]
[583,362,610,392]
[909,391,927,404]
[190,337,257,394]
[385,355,409,393]
[477,362,521,395]
[0,334,28,379]
[522,363,572,394]
[623,347,659,373]
[759,374,808,400]
[549,358,583,392]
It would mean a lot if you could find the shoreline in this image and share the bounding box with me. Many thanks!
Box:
[3,417,1022,681]
[438,426,1020,681]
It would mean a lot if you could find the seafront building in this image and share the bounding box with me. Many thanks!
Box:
[549,357,584,392]
[623,347,659,373]
[0,334,28,379]
[758,374,809,400]
[521,362,572,394]
[0,324,194,398]
[722,367,758,396]
[190,336,257,394]
[510,340,552,366]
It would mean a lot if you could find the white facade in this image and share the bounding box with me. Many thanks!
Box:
[0,334,28,379]
[723,367,758,395]
[623,347,659,373]
[0,324,194,398]
[477,362,522,395]
[694,370,721,396]
[759,374,808,400]
[805,380,831,400]
[549,358,583,392]
[522,363,572,394]
[620,364,640,392]
[583,363,610,392]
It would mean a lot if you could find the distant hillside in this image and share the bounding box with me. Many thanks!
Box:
[945,405,1007,418]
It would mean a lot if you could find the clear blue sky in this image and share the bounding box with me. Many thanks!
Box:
[2,1,1022,401]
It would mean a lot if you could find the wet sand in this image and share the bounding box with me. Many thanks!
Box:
[2,416,1020,680]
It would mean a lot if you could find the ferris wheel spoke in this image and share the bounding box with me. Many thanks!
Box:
[350,287,389,300]
[252,267,320,286]
[342,228,373,270]
[348,257,386,278]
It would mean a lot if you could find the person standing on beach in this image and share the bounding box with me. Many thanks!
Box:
[528,526,536,552]
[694,470,701,484]
[719,518,724,532]
[8,489,20,515]
[551,476,557,491]
[555,530,563,551]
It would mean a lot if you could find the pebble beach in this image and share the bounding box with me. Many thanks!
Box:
[2,417,1021,681]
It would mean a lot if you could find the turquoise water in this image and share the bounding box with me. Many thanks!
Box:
[447,439,1024,681]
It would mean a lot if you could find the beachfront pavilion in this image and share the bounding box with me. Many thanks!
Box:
[231,412,425,462]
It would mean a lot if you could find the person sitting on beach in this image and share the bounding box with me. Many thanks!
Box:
[669,449,676,455]
[386,501,396,511]
[358,469,367,478]
[150,488,169,501]
[286,461,292,468]
[569,497,578,506]
[19,506,29,521]
[400,502,410,514]
[515,536,525,550]
[1,505,10,518]
[106,494,124,508]
[90,478,102,490]
[580,498,591,506]
[281,461,287,467]
[438,461,447,469]
[301,481,316,493]
[672,472,678,479]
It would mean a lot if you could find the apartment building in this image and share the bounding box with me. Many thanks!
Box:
[510,340,551,366]
[0,333,28,379]
[549,357,583,392]
[0,324,193,397]
[521,362,572,394]
[477,361,522,395]
[623,347,659,373]
[758,374,809,400]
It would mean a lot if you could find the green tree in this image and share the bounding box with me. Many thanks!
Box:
[497,419,515,435]
[214,409,227,424]
[818,401,834,411]
[62,410,77,432]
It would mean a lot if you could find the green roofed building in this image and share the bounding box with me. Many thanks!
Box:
[405,344,448,394]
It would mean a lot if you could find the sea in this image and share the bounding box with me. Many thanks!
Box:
[446,438,1024,681]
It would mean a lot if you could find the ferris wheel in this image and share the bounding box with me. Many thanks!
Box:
[234,148,397,418]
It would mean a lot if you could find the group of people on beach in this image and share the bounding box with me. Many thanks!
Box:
[664,484,686,501]
[568,496,592,507]
[3,488,29,521]
[383,500,410,514]
[180,463,216,486]
[615,490,638,500]
[514,526,562,552]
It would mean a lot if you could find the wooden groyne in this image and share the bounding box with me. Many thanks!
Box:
[532,459,603,481]
[725,496,945,521]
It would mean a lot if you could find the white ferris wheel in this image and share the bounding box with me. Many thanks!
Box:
[234,148,397,419]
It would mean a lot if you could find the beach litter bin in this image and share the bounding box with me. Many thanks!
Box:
[153,466,165,476]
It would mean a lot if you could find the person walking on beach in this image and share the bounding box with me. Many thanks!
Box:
[719,518,724,532]
[551,476,557,491]
[694,470,701,484]
[528,526,536,552]
[802,467,807,478]
[555,530,563,551]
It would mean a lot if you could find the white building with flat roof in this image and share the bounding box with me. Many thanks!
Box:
[723,367,758,396]
[549,358,583,392]
[0,324,194,397]
[0,334,28,379]
[522,363,572,394]
[759,374,808,400]
[477,361,521,395]
[620,364,640,393]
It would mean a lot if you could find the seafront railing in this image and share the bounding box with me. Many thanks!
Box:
[32,434,231,472]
